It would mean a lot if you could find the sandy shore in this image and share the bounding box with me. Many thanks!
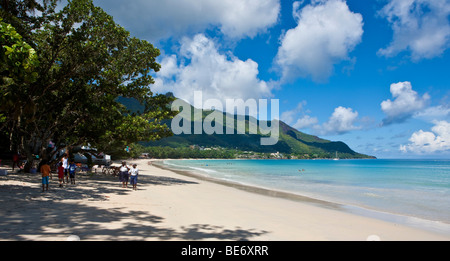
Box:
[0,159,449,241]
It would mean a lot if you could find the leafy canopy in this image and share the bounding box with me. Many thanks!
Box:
[0,0,175,160]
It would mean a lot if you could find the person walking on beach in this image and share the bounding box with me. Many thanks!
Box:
[62,154,69,184]
[119,161,130,188]
[129,163,139,190]
[68,160,77,185]
[40,161,52,192]
[12,152,19,171]
[57,162,65,187]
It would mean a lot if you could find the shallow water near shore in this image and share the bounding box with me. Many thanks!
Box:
[159,159,450,234]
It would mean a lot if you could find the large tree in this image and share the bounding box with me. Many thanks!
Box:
[0,0,174,167]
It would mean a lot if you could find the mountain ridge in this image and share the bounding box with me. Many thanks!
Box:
[117,97,375,159]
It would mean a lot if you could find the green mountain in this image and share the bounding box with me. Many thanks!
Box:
[132,98,374,159]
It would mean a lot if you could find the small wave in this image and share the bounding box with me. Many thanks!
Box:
[162,160,181,168]
[363,192,383,198]
[188,166,219,174]
[162,161,219,176]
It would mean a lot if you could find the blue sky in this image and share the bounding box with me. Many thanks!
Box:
[94,0,450,159]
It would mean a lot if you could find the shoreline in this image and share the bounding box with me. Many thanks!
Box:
[1,159,449,241]
[154,159,450,236]
[152,160,343,210]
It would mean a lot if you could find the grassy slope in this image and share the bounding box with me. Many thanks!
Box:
[142,103,373,158]
[118,97,374,158]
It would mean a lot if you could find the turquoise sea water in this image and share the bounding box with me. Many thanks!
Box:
[162,159,450,232]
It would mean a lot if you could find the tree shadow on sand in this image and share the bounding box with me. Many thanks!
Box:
[0,173,269,241]
[139,174,200,186]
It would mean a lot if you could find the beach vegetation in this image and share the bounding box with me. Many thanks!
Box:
[0,0,175,170]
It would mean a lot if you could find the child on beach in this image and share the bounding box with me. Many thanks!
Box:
[68,161,77,185]
[57,162,65,187]
[129,164,139,190]
[40,161,52,192]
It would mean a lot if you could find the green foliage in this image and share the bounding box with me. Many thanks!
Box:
[0,19,39,116]
[0,0,175,162]
[0,19,39,84]
[143,146,237,159]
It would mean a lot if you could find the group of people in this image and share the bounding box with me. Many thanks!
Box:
[39,154,139,192]
[118,161,139,190]
[58,154,77,187]
[39,154,78,192]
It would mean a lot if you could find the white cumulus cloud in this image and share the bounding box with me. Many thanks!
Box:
[315,106,361,135]
[94,0,280,42]
[280,101,307,124]
[293,115,319,130]
[414,104,450,122]
[275,0,363,82]
[153,34,272,105]
[381,81,430,125]
[400,120,450,153]
[281,101,319,130]
[378,0,450,60]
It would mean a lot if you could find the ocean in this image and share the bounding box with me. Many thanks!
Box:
[161,159,450,234]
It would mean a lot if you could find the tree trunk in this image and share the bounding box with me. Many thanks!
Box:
[24,155,34,173]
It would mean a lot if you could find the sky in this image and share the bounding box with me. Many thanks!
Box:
[92,0,450,159]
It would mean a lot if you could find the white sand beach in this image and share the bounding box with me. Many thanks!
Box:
[0,159,449,241]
